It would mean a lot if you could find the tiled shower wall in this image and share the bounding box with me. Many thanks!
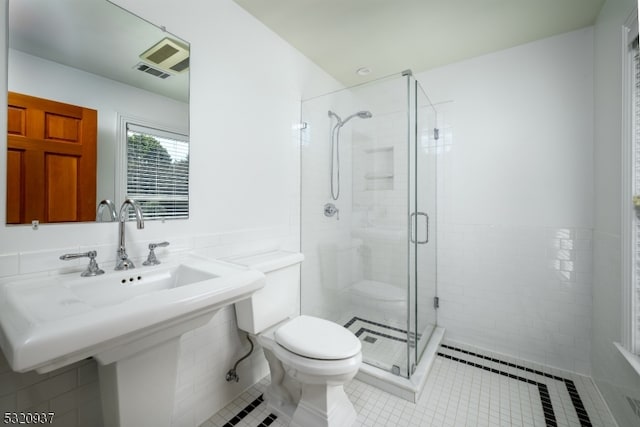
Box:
[437,223,593,374]
[419,27,595,375]
[351,111,407,289]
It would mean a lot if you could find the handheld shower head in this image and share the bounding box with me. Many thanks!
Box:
[328,110,372,129]
[340,110,373,127]
[328,109,374,201]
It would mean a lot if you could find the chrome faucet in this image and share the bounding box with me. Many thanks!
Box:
[96,199,117,222]
[115,199,144,270]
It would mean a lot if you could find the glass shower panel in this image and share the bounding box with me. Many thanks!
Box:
[412,80,438,366]
[408,74,418,375]
[300,74,413,377]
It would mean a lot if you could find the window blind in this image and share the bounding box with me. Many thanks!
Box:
[126,123,189,220]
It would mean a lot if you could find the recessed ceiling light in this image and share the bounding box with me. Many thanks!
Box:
[356,67,371,76]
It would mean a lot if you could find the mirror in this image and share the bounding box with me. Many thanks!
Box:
[6,0,190,225]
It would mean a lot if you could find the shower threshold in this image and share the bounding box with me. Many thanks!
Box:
[355,326,445,402]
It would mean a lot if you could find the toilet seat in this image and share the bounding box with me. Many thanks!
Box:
[269,338,362,379]
[275,315,361,360]
[257,315,362,378]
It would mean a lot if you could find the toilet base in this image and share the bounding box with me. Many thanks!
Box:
[261,344,359,427]
[265,381,357,427]
[262,348,300,421]
[290,383,357,427]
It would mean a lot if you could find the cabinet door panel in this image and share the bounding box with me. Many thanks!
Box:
[6,92,97,223]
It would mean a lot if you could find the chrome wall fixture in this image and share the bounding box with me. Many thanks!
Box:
[324,203,339,220]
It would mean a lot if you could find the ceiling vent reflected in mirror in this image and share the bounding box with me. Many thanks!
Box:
[134,62,171,79]
[139,37,190,75]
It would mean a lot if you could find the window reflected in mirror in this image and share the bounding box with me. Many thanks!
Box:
[125,123,189,220]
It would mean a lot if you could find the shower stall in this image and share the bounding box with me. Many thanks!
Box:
[300,71,443,400]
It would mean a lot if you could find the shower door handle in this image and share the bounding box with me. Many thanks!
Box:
[410,212,429,244]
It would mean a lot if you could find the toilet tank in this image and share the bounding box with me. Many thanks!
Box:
[319,238,363,290]
[228,251,304,334]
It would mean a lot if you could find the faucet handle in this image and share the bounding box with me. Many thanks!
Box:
[143,242,170,266]
[60,250,105,277]
[324,203,340,220]
[148,241,170,250]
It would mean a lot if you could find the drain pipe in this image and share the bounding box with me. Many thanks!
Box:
[225,335,254,382]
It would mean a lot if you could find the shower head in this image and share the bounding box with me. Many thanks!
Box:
[341,110,372,127]
[329,110,373,128]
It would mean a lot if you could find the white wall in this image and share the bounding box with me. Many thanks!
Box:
[592,0,640,425]
[417,27,595,374]
[0,0,340,426]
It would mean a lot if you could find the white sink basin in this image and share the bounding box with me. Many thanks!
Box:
[68,263,220,308]
[0,253,265,427]
[0,253,264,373]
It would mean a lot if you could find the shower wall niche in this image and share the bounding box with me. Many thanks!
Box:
[362,147,394,191]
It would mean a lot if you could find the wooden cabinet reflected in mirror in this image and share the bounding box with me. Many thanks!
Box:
[7,92,97,224]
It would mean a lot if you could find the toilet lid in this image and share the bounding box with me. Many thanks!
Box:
[275,315,361,360]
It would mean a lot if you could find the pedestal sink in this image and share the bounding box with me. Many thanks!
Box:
[0,253,265,427]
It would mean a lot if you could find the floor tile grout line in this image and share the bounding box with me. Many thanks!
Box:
[440,344,593,427]
[438,352,558,427]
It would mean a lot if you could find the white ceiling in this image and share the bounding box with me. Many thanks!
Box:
[8,1,605,100]
[9,0,189,103]
[233,0,605,86]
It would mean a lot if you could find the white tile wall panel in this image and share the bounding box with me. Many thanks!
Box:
[437,224,593,374]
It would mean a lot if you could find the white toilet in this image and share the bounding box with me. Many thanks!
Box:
[230,251,362,427]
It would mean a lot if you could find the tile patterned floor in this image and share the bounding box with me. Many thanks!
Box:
[343,315,413,376]
[200,341,618,427]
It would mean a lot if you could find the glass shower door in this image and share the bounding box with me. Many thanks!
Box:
[408,77,438,373]
[300,74,414,377]
[299,72,438,380]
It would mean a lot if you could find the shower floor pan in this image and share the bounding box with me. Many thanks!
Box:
[340,312,444,402]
